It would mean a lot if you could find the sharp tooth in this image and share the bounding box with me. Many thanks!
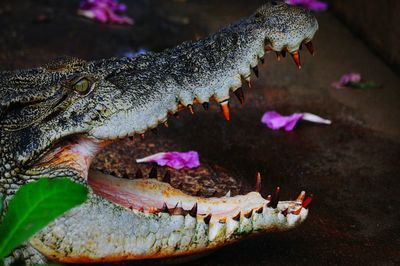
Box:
[291,51,302,69]
[204,214,212,225]
[149,207,156,214]
[149,165,157,179]
[243,76,252,88]
[302,195,313,209]
[276,52,283,61]
[293,206,303,215]
[225,190,231,197]
[189,202,198,217]
[267,187,280,209]
[232,212,241,222]
[296,191,306,202]
[187,104,195,115]
[255,172,262,193]
[135,169,143,179]
[220,100,230,121]
[247,79,252,89]
[163,121,169,128]
[160,202,169,214]
[163,170,171,183]
[252,66,259,78]
[244,210,252,219]
[234,87,245,105]
[305,41,315,55]
[202,102,209,111]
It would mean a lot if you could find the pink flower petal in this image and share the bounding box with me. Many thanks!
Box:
[261,111,303,131]
[332,72,362,89]
[136,151,200,170]
[285,0,328,11]
[78,0,134,25]
[92,8,109,23]
[261,111,331,131]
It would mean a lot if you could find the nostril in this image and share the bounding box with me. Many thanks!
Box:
[271,1,278,5]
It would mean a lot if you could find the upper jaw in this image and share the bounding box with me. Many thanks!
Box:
[30,168,311,263]
[82,5,318,141]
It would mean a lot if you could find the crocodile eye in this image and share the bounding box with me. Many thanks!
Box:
[73,78,91,95]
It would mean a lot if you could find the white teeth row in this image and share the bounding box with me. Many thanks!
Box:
[99,59,262,140]
[139,202,307,242]
[90,40,273,140]
[220,208,305,242]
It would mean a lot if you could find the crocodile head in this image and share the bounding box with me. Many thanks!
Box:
[0,1,318,264]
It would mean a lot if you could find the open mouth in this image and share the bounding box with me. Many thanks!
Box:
[25,44,317,264]
[32,127,312,233]
[29,45,315,235]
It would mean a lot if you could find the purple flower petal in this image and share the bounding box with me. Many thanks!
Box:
[261,111,331,131]
[261,111,303,131]
[78,0,134,25]
[285,0,328,11]
[136,151,200,170]
[332,73,362,89]
[92,8,109,23]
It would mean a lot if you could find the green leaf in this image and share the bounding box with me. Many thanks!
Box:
[0,178,88,259]
[348,81,382,89]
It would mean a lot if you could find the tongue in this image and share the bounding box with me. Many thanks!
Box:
[88,170,267,219]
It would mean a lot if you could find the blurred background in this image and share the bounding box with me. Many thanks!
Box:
[0,0,399,265]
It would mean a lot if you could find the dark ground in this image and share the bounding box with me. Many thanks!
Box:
[1,0,400,265]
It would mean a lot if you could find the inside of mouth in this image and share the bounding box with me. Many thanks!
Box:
[91,137,243,198]
[88,137,270,218]
[35,135,307,220]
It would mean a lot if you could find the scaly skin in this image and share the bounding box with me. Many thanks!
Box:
[0,1,318,265]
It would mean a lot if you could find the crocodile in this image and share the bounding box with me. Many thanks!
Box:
[0,1,318,265]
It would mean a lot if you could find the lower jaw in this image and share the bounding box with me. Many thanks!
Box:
[88,169,268,220]
[29,139,311,264]
[88,138,283,218]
